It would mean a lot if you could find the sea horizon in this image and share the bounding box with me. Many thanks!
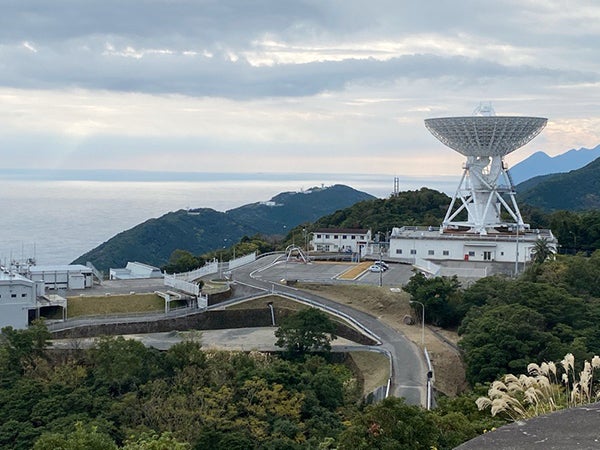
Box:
[0,170,459,266]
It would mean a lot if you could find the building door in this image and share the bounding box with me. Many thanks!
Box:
[483,251,492,261]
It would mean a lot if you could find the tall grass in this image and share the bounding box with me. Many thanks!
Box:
[476,353,600,420]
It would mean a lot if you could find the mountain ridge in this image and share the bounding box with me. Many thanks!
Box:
[509,144,600,184]
[516,157,600,211]
[72,184,375,272]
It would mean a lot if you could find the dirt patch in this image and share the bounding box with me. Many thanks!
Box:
[349,351,390,395]
[296,283,468,396]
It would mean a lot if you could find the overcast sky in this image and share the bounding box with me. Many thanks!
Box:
[1,0,599,178]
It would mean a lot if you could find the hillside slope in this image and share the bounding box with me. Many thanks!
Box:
[516,157,600,211]
[313,187,451,233]
[72,184,375,272]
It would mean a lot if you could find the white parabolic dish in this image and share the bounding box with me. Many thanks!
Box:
[424,116,547,157]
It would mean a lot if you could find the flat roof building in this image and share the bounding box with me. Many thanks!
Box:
[0,270,38,329]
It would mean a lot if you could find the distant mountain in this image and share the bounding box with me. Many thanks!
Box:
[509,144,600,185]
[516,157,600,211]
[72,184,375,272]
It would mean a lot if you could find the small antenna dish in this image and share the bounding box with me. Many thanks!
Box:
[473,102,495,116]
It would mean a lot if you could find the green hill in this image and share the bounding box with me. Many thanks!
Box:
[313,187,451,233]
[72,184,375,272]
[517,157,600,211]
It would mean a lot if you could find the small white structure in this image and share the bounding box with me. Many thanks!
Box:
[109,262,163,280]
[0,270,38,329]
[29,264,94,290]
[311,228,372,255]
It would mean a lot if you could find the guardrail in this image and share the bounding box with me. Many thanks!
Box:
[46,304,197,332]
[424,347,434,410]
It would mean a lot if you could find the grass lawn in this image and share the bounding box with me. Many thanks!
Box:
[66,293,164,318]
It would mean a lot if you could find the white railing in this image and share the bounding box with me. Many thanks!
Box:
[228,252,256,270]
[172,260,219,281]
[413,258,441,277]
[164,275,200,296]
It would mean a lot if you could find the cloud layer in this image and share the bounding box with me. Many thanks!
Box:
[1,0,599,175]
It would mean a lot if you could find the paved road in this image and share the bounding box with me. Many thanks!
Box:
[228,254,427,406]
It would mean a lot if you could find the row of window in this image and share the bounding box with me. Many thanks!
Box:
[315,234,360,240]
[394,249,505,258]
[0,293,29,298]
[395,249,451,256]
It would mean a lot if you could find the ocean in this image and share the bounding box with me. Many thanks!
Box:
[0,171,458,266]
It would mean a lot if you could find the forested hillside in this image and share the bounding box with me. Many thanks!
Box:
[72,185,374,272]
[517,157,600,211]
[313,187,450,233]
[0,324,497,449]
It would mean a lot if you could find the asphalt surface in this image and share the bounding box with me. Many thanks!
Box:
[228,254,427,406]
[456,402,600,449]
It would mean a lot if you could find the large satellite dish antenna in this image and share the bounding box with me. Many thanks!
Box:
[425,105,547,235]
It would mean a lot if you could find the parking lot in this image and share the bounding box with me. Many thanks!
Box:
[250,258,415,287]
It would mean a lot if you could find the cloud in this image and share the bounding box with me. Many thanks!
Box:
[0,1,599,175]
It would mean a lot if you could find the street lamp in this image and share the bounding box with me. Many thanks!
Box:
[409,300,425,347]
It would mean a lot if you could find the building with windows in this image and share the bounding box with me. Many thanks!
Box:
[311,228,372,255]
[389,226,554,264]
[29,264,94,290]
[0,270,39,328]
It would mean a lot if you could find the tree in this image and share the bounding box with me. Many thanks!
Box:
[0,320,51,376]
[162,249,204,274]
[459,304,561,384]
[403,272,463,327]
[33,422,117,450]
[337,397,439,450]
[122,432,190,450]
[275,308,337,354]
[531,237,554,264]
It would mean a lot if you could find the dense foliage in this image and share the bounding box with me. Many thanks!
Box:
[403,251,600,385]
[313,187,450,234]
[0,328,360,449]
[274,308,338,354]
[0,323,505,449]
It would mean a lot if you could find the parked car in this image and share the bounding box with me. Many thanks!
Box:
[374,260,389,270]
[369,264,384,273]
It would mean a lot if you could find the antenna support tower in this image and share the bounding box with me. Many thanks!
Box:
[425,108,547,235]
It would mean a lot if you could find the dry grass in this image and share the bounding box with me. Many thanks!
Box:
[296,283,468,396]
[66,293,164,318]
[350,351,390,395]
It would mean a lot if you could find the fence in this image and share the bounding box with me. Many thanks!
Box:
[170,252,257,282]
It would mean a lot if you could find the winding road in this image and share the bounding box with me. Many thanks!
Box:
[225,254,428,407]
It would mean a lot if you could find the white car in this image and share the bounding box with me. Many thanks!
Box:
[369,264,384,273]
[374,261,389,270]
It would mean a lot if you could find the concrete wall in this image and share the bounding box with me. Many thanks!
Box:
[50,306,378,346]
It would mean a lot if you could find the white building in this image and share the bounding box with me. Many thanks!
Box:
[29,264,94,290]
[311,228,372,255]
[389,226,556,266]
[109,261,163,280]
[0,270,39,329]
